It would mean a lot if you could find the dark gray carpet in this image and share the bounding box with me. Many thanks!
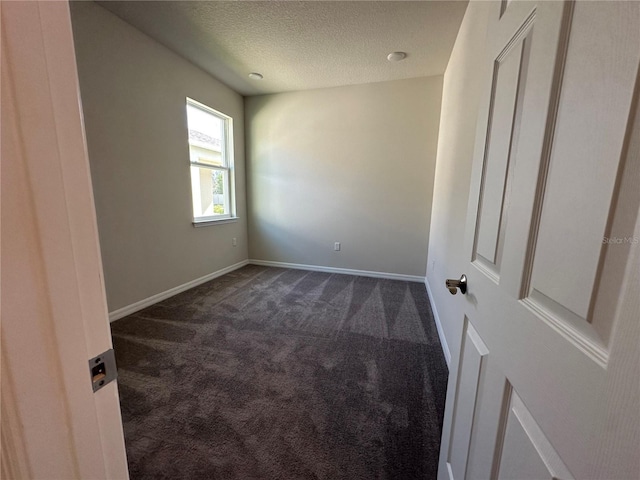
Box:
[111,265,448,479]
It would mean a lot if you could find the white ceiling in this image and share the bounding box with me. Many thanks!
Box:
[96,1,468,96]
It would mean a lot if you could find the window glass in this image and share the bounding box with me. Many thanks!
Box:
[186,99,233,222]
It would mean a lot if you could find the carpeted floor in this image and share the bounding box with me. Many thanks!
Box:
[111,265,448,479]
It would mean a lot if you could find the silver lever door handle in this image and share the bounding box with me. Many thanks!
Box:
[445,274,467,295]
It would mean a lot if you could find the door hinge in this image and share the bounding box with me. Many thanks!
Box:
[88,349,117,393]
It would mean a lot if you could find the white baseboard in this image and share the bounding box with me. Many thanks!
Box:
[425,277,451,366]
[109,259,424,323]
[108,260,249,322]
[248,259,425,283]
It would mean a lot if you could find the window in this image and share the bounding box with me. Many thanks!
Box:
[186,98,235,223]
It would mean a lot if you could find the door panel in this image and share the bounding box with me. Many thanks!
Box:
[1,2,128,477]
[521,0,640,340]
[439,1,640,478]
[473,21,532,280]
[508,0,640,366]
[495,390,573,480]
[446,320,489,480]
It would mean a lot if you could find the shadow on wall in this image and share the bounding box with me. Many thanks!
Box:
[245,78,440,276]
[249,217,328,262]
[251,209,426,275]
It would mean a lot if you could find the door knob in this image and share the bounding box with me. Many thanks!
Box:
[445,274,467,295]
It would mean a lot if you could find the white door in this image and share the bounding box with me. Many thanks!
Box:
[438,1,640,479]
[1,1,129,478]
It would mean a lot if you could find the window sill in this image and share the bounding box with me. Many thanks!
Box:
[192,217,239,228]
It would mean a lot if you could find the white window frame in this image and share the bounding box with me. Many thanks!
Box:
[186,98,236,225]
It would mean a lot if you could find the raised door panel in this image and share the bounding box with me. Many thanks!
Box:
[473,15,534,282]
[495,390,573,480]
[519,1,640,360]
[445,320,489,480]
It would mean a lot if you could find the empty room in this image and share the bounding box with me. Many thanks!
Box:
[2,1,639,479]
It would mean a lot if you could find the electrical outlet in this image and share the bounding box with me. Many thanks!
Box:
[431,259,436,270]
[334,242,341,251]
[232,237,237,247]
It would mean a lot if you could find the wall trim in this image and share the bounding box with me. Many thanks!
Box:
[248,259,425,283]
[425,276,451,366]
[108,260,249,322]
[109,259,425,322]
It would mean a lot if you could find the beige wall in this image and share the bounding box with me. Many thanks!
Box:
[245,77,443,277]
[426,1,491,360]
[70,2,248,312]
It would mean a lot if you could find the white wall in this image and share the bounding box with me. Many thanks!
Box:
[70,2,248,312]
[245,77,443,277]
[426,1,491,361]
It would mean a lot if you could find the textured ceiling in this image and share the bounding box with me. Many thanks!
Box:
[95,1,468,96]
